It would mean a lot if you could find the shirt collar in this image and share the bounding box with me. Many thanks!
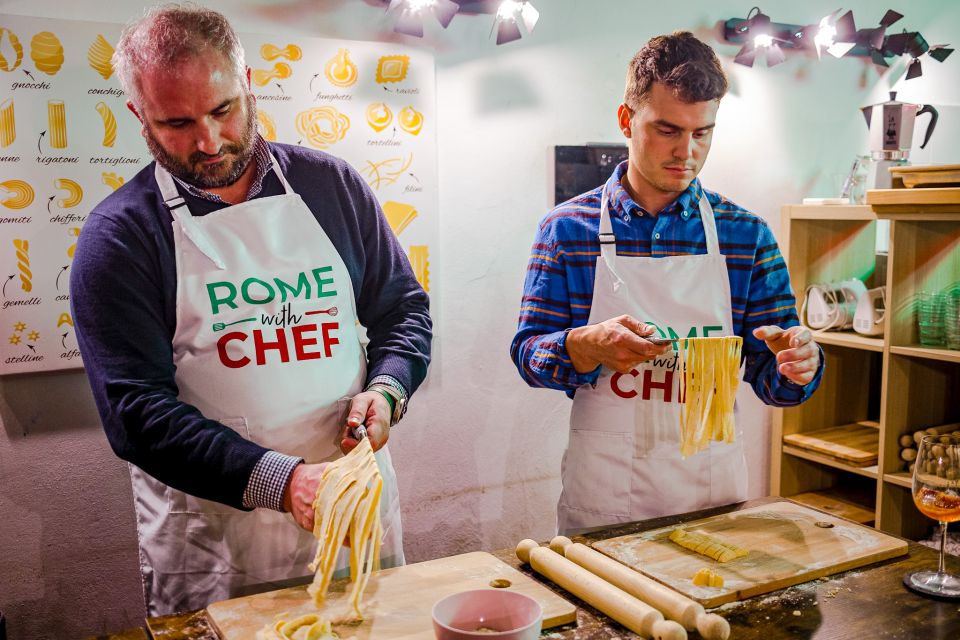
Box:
[605,160,703,220]
[173,135,272,204]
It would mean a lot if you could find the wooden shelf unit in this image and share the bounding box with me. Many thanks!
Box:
[771,192,960,541]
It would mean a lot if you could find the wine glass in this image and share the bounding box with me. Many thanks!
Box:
[906,434,960,598]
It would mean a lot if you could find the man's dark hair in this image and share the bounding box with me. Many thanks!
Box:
[624,31,728,108]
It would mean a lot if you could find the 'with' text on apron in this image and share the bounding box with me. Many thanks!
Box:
[129,156,404,615]
[558,184,747,534]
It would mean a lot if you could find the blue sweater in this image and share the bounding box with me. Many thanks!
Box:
[70,142,432,508]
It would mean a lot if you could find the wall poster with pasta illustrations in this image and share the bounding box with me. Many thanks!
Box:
[0,14,438,374]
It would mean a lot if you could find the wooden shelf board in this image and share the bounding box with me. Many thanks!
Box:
[782,445,879,479]
[813,330,885,352]
[868,187,960,208]
[858,419,880,429]
[786,205,876,220]
[889,345,960,364]
[783,424,878,465]
[884,473,913,490]
[787,489,876,525]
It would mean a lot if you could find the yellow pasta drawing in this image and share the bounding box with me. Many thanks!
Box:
[0,28,24,72]
[296,106,350,149]
[676,336,742,458]
[47,100,67,148]
[381,200,417,236]
[55,178,82,208]
[260,43,302,61]
[0,98,15,147]
[376,55,409,84]
[0,179,34,209]
[252,62,292,86]
[101,172,125,191]
[408,246,430,293]
[397,106,423,136]
[12,239,32,292]
[324,48,358,88]
[307,436,383,620]
[256,110,277,141]
[365,102,392,133]
[67,227,80,260]
[87,34,115,80]
[95,101,116,147]
[360,154,413,190]
[30,31,64,75]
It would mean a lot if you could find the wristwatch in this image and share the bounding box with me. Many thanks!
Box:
[367,382,407,426]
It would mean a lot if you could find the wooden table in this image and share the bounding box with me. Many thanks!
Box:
[90,498,960,640]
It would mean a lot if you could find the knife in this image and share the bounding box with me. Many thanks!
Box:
[352,424,368,441]
[644,337,676,346]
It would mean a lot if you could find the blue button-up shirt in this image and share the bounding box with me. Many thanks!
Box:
[510,161,823,404]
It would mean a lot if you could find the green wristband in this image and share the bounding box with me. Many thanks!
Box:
[371,387,396,413]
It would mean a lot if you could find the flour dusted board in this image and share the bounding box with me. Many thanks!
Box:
[0,15,437,374]
[592,501,908,607]
[207,552,576,639]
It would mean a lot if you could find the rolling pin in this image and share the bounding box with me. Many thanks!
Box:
[550,536,730,640]
[516,539,686,640]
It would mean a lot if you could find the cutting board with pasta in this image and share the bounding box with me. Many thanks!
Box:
[592,501,908,608]
[207,551,576,639]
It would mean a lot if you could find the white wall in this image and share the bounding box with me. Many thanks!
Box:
[1,1,958,637]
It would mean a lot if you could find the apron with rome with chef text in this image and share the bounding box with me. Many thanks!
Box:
[558,185,748,534]
[128,156,404,616]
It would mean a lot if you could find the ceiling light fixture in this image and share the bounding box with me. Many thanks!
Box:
[493,0,539,45]
[386,0,459,38]
[722,7,953,79]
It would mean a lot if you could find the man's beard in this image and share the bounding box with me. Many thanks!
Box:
[146,94,258,189]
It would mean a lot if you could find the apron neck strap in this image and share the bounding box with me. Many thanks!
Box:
[598,184,618,268]
[698,194,721,256]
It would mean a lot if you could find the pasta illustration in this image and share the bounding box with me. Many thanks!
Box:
[407,245,430,293]
[0,179,34,209]
[256,109,277,141]
[251,62,291,86]
[67,227,80,259]
[365,102,392,132]
[47,100,67,149]
[30,31,64,75]
[260,43,301,61]
[398,106,424,136]
[324,48,358,88]
[87,34,115,80]
[0,28,24,72]
[381,201,418,236]
[0,98,14,147]
[95,101,116,147]
[295,106,350,149]
[101,172,125,191]
[12,239,32,292]
[376,55,409,83]
[55,178,82,208]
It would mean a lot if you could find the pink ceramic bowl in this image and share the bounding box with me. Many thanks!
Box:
[431,589,543,640]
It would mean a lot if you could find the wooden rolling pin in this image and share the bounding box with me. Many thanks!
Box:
[550,536,730,640]
[516,539,686,640]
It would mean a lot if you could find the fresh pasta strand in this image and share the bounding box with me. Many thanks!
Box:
[677,336,742,458]
[306,436,383,620]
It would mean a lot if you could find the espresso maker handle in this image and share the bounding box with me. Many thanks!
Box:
[917,105,939,149]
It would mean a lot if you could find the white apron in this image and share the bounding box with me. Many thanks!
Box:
[558,185,748,534]
[129,157,403,616]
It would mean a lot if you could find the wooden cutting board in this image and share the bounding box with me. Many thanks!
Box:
[592,501,908,608]
[783,423,878,466]
[207,551,576,639]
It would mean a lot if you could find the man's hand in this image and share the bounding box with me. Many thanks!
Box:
[753,325,820,385]
[339,390,391,454]
[566,314,673,374]
[282,462,328,532]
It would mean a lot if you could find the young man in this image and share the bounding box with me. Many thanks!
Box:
[510,32,822,534]
[71,4,431,615]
